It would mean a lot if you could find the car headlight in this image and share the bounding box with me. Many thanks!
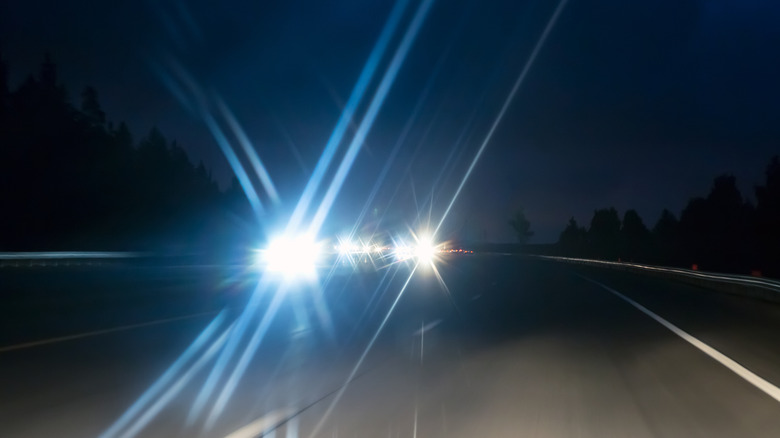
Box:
[257,234,321,278]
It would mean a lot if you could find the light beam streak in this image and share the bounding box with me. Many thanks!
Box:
[98,312,227,438]
[308,0,437,237]
[309,283,336,342]
[434,0,570,236]
[149,60,196,115]
[430,262,460,314]
[272,115,309,175]
[162,58,266,218]
[343,264,402,346]
[347,35,456,237]
[346,50,445,244]
[369,99,451,237]
[413,102,481,228]
[188,280,269,424]
[285,0,412,233]
[174,0,202,41]
[216,95,280,205]
[202,111,266,217]
[117,325,234,438]
[205,286,289,428]
[308,264,419,438]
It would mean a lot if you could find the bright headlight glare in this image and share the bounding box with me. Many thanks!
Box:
[414,237,436,264]
[259,234,321,277]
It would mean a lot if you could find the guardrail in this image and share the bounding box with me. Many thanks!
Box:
[533,255,780,302]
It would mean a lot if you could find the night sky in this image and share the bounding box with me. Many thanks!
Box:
[2,0,779,243]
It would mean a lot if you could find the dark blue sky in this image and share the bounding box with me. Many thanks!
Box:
[2,0,779,242]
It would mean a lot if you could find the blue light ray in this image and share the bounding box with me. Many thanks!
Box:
[216,95,280,205]
[308,264,419,438]
[150,1,187,50]
[345,63,436,245]
[109,1,436,434]
[162,58,266,218]
[343,264,402,345]
[116,324,234,438]
[163,56,210,111]
[430,262,459,314]
[413,103,480,228]
[368,100,448,236]
[434,0,570,237]
[174,0,203,41]
[309,284,336,342]
[148,60,196,116]
[286,0,412,234]
[98,312,227,438]
[187,279,269,423]
[272,115,309,175]
[205,286,289,429]
[308,0,437,237]
[410,176,420,222]
[202,111,266,218]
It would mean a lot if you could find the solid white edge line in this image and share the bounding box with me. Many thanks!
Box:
[0,310,219,354]
[541,255,780,292]
[580,275,780,404]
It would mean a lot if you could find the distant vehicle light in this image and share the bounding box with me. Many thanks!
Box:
[394,245,413,261]
[336,241,358,255]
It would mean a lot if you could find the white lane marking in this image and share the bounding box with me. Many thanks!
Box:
[413,319,443,365]
[0,310,219,354]
[412,319,442,336]
[413,400,419,438]
[581,275,780,404]
[421,321,425,365]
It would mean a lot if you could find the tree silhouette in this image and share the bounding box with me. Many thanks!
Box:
[80,86,106,127]
[552,158,779,276]
[558,217,587,256]
[620,209,650,261]
[679,175,754,271]
[756,156,780,275]
[508,208,534,244]
[651,208,679,264]
[587,208,621,259]
[0,54,228,251]
[0,51,8,121]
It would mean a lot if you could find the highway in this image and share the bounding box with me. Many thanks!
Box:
[2,256,780,437]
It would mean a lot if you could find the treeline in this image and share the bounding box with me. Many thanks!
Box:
[556,158,780,277]
[0,54,250,251]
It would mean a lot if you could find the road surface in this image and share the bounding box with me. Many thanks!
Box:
[2,256,780,437]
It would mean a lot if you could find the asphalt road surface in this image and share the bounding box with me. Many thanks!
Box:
[2,255,780,437]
